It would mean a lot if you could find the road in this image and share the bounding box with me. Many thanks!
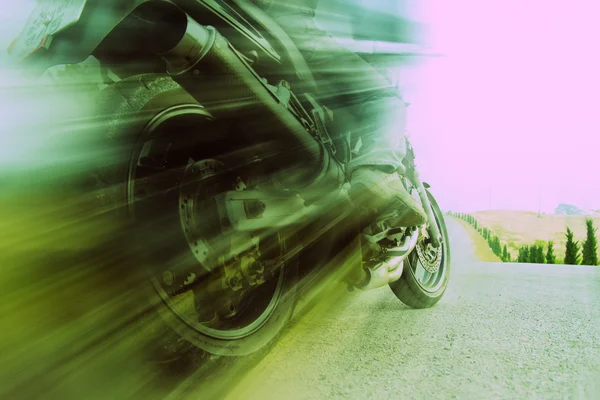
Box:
[204,217,600,400]
[1,191,600,400]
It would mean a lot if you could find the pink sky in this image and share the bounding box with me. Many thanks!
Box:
[2,0,599,212]
[406,0,600,212]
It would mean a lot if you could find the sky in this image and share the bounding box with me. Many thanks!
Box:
[416,0,600,213]
[1,0,599,213]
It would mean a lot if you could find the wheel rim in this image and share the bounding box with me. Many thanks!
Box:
[126,105,288,340]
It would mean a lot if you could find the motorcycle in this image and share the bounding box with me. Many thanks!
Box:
[9,0,450,357]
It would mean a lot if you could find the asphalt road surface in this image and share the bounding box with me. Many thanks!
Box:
[205,217,600,400]
[2,192,600,400]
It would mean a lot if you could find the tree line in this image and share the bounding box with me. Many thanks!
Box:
[447,212,512,262]
[563,221,599,265]
[447,212,599,265]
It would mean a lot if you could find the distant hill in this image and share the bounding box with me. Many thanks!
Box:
[554,203,598,216]
[471,210,600,263]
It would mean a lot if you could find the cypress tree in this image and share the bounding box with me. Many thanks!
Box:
[582,219,599,265]
[564,227,580,265]
[530,245,538,263]
[537,245,546,263]
[530,245,537,263]
[546,241,556,264]
[523,245,530,263]
[502,244,509,262]
[517,246,525,262]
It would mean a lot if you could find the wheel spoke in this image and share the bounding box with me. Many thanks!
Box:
[413,261,428,283]
[421,268,432,285]
[422,268,435,286]
[133,167,184,200]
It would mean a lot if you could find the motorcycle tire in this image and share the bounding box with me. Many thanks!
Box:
[89,73,298,358]
[389,191,451,308]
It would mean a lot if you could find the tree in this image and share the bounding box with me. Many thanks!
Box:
[530,245,539,263]
[530,245,537,263]
[530,244,545,264]
[518,245,530,263]
[537,245,546,263]
[581,219,599,266]
[502,244,509,261]
[494,237,501,256]
[489,235,501,257]
[564,227,580,265]
[546,241,556,264]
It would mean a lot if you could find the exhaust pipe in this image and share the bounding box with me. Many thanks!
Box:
[156,15,343,192]
[361,258,405,291]
[359,227,420,290]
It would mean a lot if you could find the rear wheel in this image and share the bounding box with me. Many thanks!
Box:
[389,191,450,308]
[93,74,297,356]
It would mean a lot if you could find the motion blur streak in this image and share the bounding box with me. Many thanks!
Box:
[0,185,359,400]
[0,1,432,399]
[0,67,366,400]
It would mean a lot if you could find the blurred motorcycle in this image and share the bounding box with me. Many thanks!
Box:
[9,0,450,357]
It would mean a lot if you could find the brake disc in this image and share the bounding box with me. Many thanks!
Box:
[416,239,443,274]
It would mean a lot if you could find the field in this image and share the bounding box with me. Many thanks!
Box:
[469,210,600,263]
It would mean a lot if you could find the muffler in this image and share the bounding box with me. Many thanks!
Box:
[361,258,405,291]
[359,226,420,290]
[155,14,343,193]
